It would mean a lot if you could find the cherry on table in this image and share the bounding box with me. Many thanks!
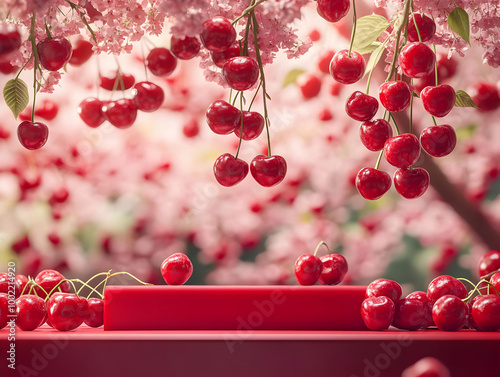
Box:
[47,292,89,331]
[345,91,379,121]
[379,80,411,112]
[223,56,259,91]
[16,294,46,331]
[132,81,165,112]
[0,273,20,297]
[432,294,468,331]
[427,275,468,304]
[146,47,177,77]
[211,41,240,68]
[393,298,427,330]
[420,84,455,117]
[471,294,500,331]
[316,0,350,23]
[490,272,500,293]
[78,97,106,128]
[34,269,71,299]
[294,254,323,285]
[360,119,393,151]
[85,298,104,328]
[68,39,93,66]
[470,82,500,111]
[37,37,73,71]
[100,71,136,91]
[355,167,391,200]
[329,49,365,85]
[384,133,421,168]
[399,42,435,78]
[298,74,322,99]
[319,254,348,285]
[361,296,395,330]
[170,35,201,60]
[200,16,236,53]
[213,153,249,187]
[234,111,264,141]
[17,121,49,150]
[366,278,402,303]
[103,99,138,129]
[394,167,430,199]
[407,14,436,42]
[250,154,287,187]
[206,100,241,135]
[406,291,434,328]
[16,274,29,296]
[420,124,456,158]
[161,253,193,285]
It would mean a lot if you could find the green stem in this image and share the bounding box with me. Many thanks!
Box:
[235,93,244,159]
[410,9,422,43]
[409,78,414,134]
[247,80,262,111]
[386,0,412,82]
[348,0,357,58]
[431,115,438,126]
[433,44,438,86]
[389,112,400,135]
[232,0,266,25]
[374,150,384,170]
[30,15,39,123]
[313,241,332,257]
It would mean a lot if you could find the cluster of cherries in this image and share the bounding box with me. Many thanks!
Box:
[361,250,500,331]
[0,252,194,331]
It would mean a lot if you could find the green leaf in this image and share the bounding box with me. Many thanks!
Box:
[364,43,386,77]
[354,41,382,55]
[3,78,29,119]
[352,15,390,54]
[447,7,470,45]
[455,90,478,108]
[282,69,305,88]
[455,124,477,141]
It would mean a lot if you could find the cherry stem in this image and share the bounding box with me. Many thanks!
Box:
[410,8,423,43]
[389,112,400,135]
[232,0,266,25]
[374,150,384,170]
[432,44,438,86]
[248,80,262,111]
[72,278,104,299]
[235,92,244,159]
[113,56,126,95]
[107,271,153,286]
[409,78,414,134]
[480,268,500,281]
[478,278,500,296]
[431,115,438,126]
[141,43,149,82]
[348,0,357,58]
[313,241,331,257]
[29,15,39,123]
[386,0,412,82]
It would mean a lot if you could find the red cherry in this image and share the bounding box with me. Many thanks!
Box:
[316,0,350,23]
[103,99,138,129]
[402,357,451,377]
[68,39,93,66]
[490,272,500,293]
[360,119,393,151]
[47,293,88,331]
[205,100,240,135]
[420,84,455,117]
[294,254,323,285]
[318,50,335,74]
[479,250,500,278]
[427,275,468,304]
[200,16,236,52]
[222,56,259,91]
[250,154,287,187]
[84,298,104,328]
[355,167,391,200]
[432,294,468,331]
[37,37,73,71]
[345,91,379,121]
[182,118,200,138]
[0,273,20,297]
[78,97,106,128]
[384,133,420,168]
[211,41,240,68]
[34,99,59,120]
[11,236,31,254]
[146,47,177,76]
[298,74,322,99]
[16,295,46,331]
[132,81,165,112]
[361,296,395,330]
[161,253,193,285]
[319,254,348,285]
[234,111,264,141]
[16,275,29,296]
[406,291,434,328]
[0,60,18,74]
[366,278,402,303]
[399,42,435,78]
[407,14,436,42]
[394,167,430,199]
[170,35,200,60]
[471,294,500,331]
[0,294,8,329]
[420,124,456,157]
[318,108,333,121]
[17,121,49,150]
[34,269,71,299]
[379,80,411,112]
[213,153,249,187]
[329,49,365,84]
[0,23,22,59]
[470,82,500,112]
[99,71,136,91]
[393,298,427,330]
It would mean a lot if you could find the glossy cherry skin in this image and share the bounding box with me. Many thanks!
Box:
[379,80,411,112]
[470,294,500,331]
[406,291,434,327]
[250,155,287,187]
[34,99,59,120]
[213,153,249,187]
[34,269,71,299]
[78,97,106,128]
[103,99,138,129]
[345,91,379,121]
[132,81,165,112]
[294,254,323,285]
[399,42,435,78]
[407,14,436,42]
[234,111,264,141]
[16,275,29,296]
[47,293,89,331]
[0,273,20,297]
[200,16,236,53]
[16,295,46,331]
[68,39,93,66]
[360,119,393,151]
[161,253,193,285]
[170,35,201,60]
[355,168,391,200]
[316,0,350,23]
[393,298,427,330]
[84,298,104,328]
[401,357,451,377]
[470,82,500,112]
[146,47,177,76]
[0,293,8,329]
[427,275,468,304]
[329,49,365,85]
[361,296,395,330]
[211,41,240,68]
[420,85,455,117]
[17,121,49,150]
[432,294,468,331]
[206,100,240,135]
[479,250,500,278]
[490,272,500,293]
[319,254,348,285]
[420,124,456,157]
[366,278,402,303]
[0,24,22,58]
[394,167,430,199]
[223,56,259,91]
[99,72,135,91]
[298,74,322,99]
[384,133,420,168]
[37,37,72,71]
